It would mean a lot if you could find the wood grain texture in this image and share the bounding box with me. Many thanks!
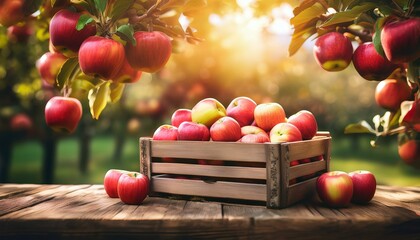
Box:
[0,184,419,239]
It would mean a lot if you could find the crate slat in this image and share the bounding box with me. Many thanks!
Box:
[289,160,327,179]
[150,140,266,162]
[152,177,267,202]
[287,178,317,206]
[151,163,267,180]
[284,137,331,161]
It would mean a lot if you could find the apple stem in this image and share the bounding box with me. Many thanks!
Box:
[130,0,169,25]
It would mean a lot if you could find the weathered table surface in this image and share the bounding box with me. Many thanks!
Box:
[0,184,419,239]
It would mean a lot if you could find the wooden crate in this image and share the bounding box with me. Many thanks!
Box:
[139,132,331,209]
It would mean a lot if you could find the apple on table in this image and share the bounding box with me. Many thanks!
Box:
[349,170,376,204]
[104,169,130,198]
[316,171,353,208]
[117,172,149,205]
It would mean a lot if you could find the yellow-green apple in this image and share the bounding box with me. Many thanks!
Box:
[0,0,27,27]
[10,113,33,131]
[117,172,149,205]
[177,121,210,141]
[381,18,420,63]
[125,31,172,73]
[316,171,353,208]
[313,32,353,72]
[210,116,242,142]
[45,96,82,133]
[375,79,412,111]
[287,110,318,140]
[104,169,130,198]
[79,36,125,80]
[239,125,269,143]
[49,9,96,57]
[171,109,192,127]
[191,98,226,128]
[254,102,286,131]
[226,96,257,127]
[352,42,399,81]
[398,132,420,169]
[112,57,142,83]
[348,170,376,204]
[36,52,68,86]
[269,123,302,143]
[7,23,33,43]
[152,124,178,140]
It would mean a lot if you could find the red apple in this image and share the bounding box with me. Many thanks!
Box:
[192,98,226,128]
[313,32,353,72]
[311,155,323,162]
[7,23,33,43]
[348,170,376,204]
[36,52,68,86]
[125,31,172,73]
[117,172,149,205]
[226,96,257,127]
[104,169,130,198]
[49,9,97,57]
[381,18,420,63]
[177,121,210,141]
[79,36,125,80]
[10,113,33,131]
[0,0,27,27]
[375,79,412,111]
[288,110,318,140]
[254,102,287,131]
[171,109,192,127]
[112,57,142,83]
[401,100,420,131]
[45,96,83,133]
[316,171,353,208]
[239,126,269,143]
[152,124,178,141]
[352,42,399,81]
[398,132,420,169]
[269,122,302,143]
[210,116,242,142]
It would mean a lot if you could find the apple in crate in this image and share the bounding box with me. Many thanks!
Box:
[118,172,149,205]
[226,96,257,127]
[288,110,318,140]
[239,126,269,143]
[316,171,353,208]
[177,121,210,141]
[349,170,376,204]
[104,169,130,198]
[192,98,226,127]
[171,109,192,127]
[254,103,286,131]
[210,116,242,142]
[269,123,302,143]
[153,124,178,140]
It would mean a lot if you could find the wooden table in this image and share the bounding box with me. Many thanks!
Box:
[0,184,419,239]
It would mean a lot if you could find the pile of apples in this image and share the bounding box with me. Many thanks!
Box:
[103,169,149,205]
[316,170,377,208]
[153,96,319,144]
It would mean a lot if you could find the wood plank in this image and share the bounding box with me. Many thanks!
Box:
[150,139,267,162]
[283,137,331,161]
[289,160,326,179]
[151,162,267,179]
[265,144,281,208]
[152,177,267,202]
[287,178,317,206]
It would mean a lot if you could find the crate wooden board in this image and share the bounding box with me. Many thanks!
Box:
[140,132,332,208]
[0,184,419,239]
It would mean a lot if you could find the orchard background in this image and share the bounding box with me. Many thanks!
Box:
[0,0,419,185]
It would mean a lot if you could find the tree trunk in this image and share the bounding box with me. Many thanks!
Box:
[0,134,13,183]
[42,130,56,184]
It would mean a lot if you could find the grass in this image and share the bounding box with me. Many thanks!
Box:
[8,134,420,186]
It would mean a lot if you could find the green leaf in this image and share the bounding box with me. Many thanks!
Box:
[76,14,95,31]
[110,0,135,21]
[407,59,420,85]
[116,24,136,46]
[288,19,318,56]
[56,58,80,90]
[321,3,376,27]
[393,0,410,10]
[94,0,107,14]
[109,83,125,103]
[293,0,327,16]
[51,0,57,7]
[373,18,386,58]
[88,81,110,119]
[290,2,326,27]
[344,120,376,134]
